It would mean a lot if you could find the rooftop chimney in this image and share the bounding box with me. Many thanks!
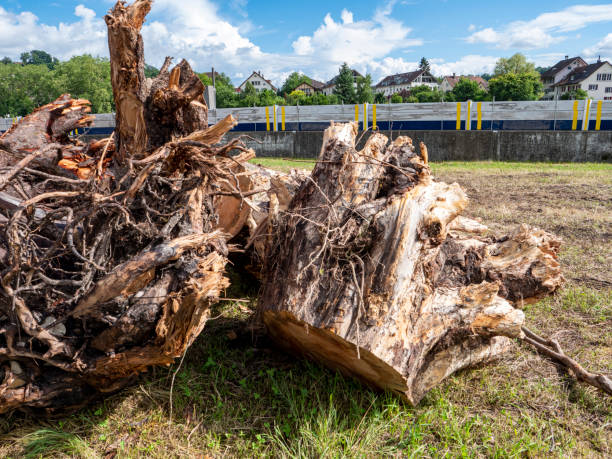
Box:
[565,55,568,59]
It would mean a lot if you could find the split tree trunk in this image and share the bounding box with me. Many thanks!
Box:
[258,123,563,405]
[105,0,208,160]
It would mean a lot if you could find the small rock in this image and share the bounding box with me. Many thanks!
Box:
[41,316,67,337]
[10,360,23,375]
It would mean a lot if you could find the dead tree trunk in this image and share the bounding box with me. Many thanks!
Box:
[105,0,208,160]
[258,123,564,405]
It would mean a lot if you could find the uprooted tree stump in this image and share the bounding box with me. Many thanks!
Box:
[0,0,254,413]
[257,123,565,405]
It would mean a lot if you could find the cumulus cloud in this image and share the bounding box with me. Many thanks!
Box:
[290,2,422,74]
[583,33,612,60]
[0,0,503,87]
[467,4,612,49]
[0,5,107,60]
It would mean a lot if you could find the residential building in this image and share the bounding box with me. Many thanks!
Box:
[236,71,277,93]
[553,60,612,100]
[374,70,439,96]
[320,69,363,96]
[440,74,488,92]
[540,56,587,100]
[294,79,325,95]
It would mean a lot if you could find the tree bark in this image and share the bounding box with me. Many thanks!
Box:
[105,0,208,161]
[0,0,251,414]
[258,122,564,405]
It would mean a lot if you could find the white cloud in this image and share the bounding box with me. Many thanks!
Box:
[0,5,107,60]
[290,2,423,75]
[430,54,498,76]
[467,4,612,49]
[0,0,497,87]
[584,33,612,60]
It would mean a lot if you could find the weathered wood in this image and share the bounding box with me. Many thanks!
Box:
[105,0,208,160]
[258,122,564,405]
[0,0,251,414]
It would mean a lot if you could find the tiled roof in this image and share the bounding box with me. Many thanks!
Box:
[324,69,363,87]
[443,75,489,90]
[555,61,609,86]
[238,71,277,92]
[541,57,586,78]
[375,70,425,88]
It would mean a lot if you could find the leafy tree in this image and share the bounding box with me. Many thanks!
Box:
[333,63,357,104]
[286,89,307,105]
[280,72,311,95]
[197,72,238,108]
[54,55,114,113]
[560,88,588,100]
[258,89,284,106]
[374,92,386,104]
[20,50,59,69]
[0,63,62,116]
[404,85,444,103]
[144,64,160,78]
[240,82,258,106]
[480,73,493,81]
[419,57,431,73]
[535,66,548,75]
[1,57,12,65]
[356,75,374,103]
[452,78,487,102]
[488,73,543,101]
[494,53,537,76]
[390,93,403,103]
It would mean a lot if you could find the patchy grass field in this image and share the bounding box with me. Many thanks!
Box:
[1,160,610,458]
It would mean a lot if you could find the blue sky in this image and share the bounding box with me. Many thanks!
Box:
[1,0,612,85]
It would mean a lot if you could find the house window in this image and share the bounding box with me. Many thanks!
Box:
[605,97,612,100]
[588,84,598,90]
[597,73,612,81]
[606,87,612,93]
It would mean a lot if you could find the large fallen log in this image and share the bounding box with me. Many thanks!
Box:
[257,123,565,405]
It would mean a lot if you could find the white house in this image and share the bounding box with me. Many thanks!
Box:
[553,60,612,100]
[237,71,277,93]
[320,69,363,96]
[540,56,587,100]
[374,70,438,97]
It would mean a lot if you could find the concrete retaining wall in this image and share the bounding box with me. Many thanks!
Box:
[226,130,612,162]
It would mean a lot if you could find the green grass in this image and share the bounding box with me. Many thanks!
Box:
[1,160,610,458]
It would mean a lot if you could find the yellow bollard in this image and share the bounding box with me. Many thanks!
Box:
[595,101,602,131]
[281,106,285,131]
[265,107,270,131]
[571,100,579,130]
[456,102,461,130]
[476,102,482,130]
[372,104,377,130]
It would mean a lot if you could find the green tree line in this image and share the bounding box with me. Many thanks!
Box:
[1,52,114,117]
[2,51,571,117]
